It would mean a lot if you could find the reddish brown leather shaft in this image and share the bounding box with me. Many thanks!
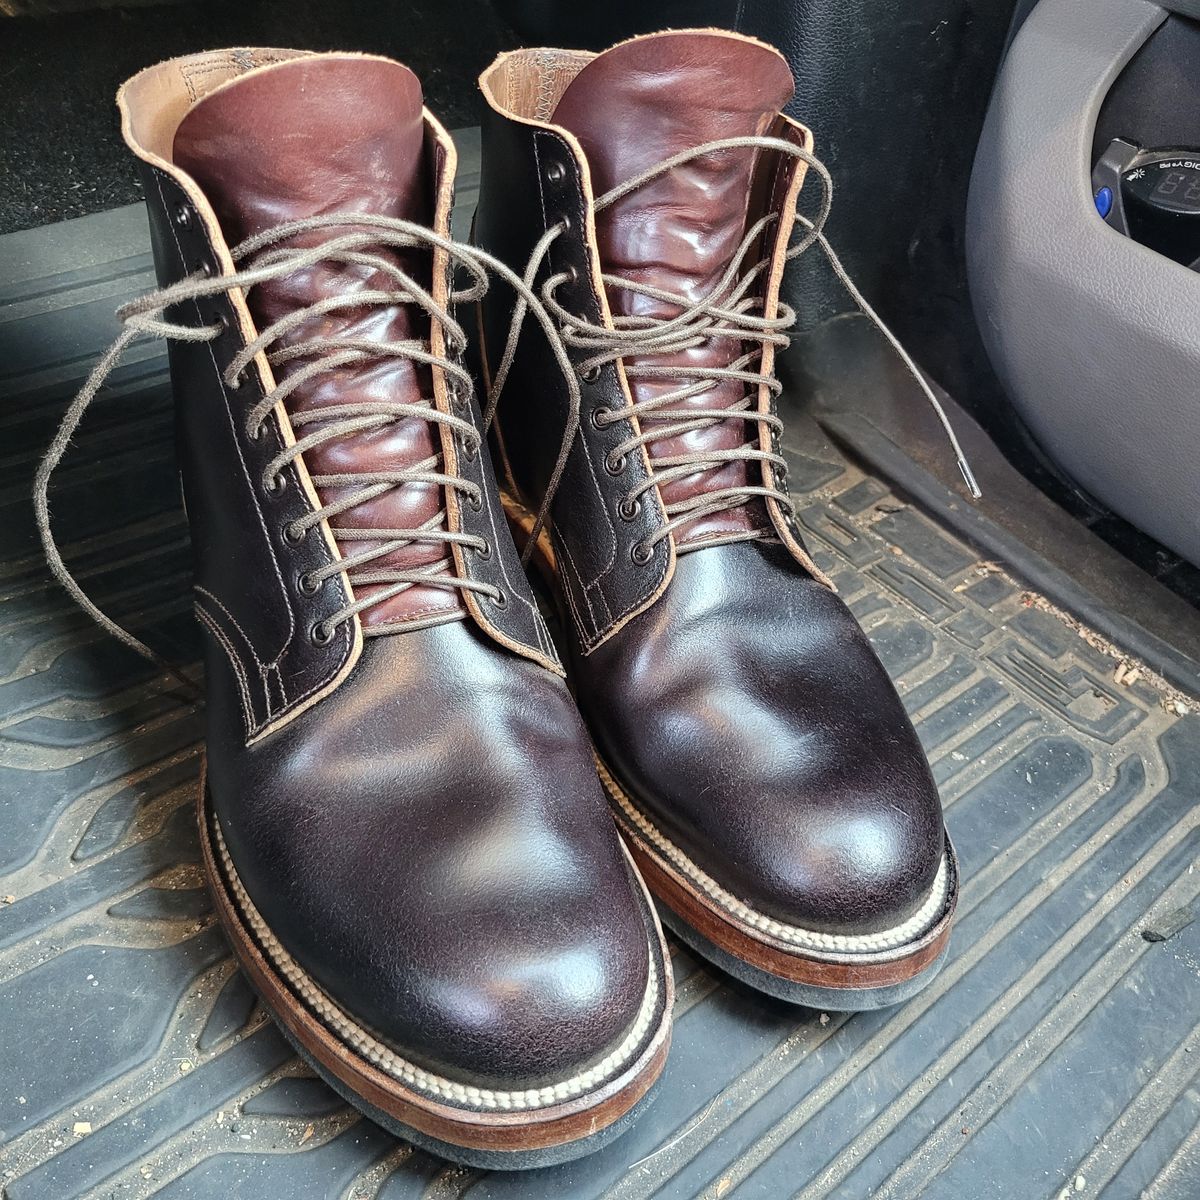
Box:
[552,31,794,545]
[174,55,462,629]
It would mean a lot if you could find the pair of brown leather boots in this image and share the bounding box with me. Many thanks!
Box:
[50,29,957,1168]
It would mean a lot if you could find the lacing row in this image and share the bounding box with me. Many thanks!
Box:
[34,212,580,682]
[36,145,978,683]
[512,136,981,562]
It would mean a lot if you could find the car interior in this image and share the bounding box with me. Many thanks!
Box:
[0,0,1197,1197]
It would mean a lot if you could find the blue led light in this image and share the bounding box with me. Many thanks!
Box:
[1095,186,1113,219]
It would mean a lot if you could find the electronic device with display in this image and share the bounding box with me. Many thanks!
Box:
[1092,139,1200,270]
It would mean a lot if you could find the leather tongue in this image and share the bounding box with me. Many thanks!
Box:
[552,32,795,544]
[173,54,428,250]
[173,55,461,631]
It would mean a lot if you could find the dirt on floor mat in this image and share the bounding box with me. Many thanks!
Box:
[1,134,1198,1200]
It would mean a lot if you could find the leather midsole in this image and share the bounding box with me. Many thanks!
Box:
[596,752,957,969]
[198,781,673,1132]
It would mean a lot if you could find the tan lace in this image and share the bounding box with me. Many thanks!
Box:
[519,136,980,560]
[37,147,977,683]
[34,213,579,682]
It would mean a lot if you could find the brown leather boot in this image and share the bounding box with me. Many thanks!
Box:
[473,30,958,1009]
[47,49,672,1166]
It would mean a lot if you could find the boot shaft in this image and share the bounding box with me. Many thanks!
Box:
[474,30,830,654]
[118,49,557,740]
[170,53,456,634]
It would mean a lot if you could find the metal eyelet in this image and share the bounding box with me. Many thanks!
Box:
[545,160,567,184]
[618,497,641,521]
[565,264,579,285]
[631,542,653,565]
[473,540,492,560]
[557,216,572,235]
[605,452,626,475]
[263,472,286,494]
[581,364,602,384]
[467,491,483,513]
[491,590,509,610]
[590,406,611,429]
[193,261,213,278]
[173,202,192,228]
[298,572,321,596]
[284,523,306,545]
[228,369,247,393]
[310,622,334,646]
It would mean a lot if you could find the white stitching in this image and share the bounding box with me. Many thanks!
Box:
[264,663,287,711]
[153,170,296,664]
[597,755,952,954]
[530,135,596,645]
[154,169,354,722]
[527,134,674,650]
[194,584,268,670]
[213,815,665,1109]
[531,133,625,644]
[194,601,259,736]
[587,579,613,625]
[551,527,595,646]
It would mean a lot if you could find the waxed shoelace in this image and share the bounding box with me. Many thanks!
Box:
[518,136,981,561]
[37,146,978,684]
[34,212,579,685]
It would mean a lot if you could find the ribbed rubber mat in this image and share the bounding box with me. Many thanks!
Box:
[1,130,1198,1200]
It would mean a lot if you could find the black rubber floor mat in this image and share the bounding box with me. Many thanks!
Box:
[1,131,1198,1200]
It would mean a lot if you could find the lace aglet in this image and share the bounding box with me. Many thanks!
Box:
[957,457,982,501]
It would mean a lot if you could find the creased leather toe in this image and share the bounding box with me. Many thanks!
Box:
[577,543,944,938]
[207,624,658,1089]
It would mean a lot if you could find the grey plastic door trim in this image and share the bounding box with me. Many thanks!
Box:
[967,0,1200,566]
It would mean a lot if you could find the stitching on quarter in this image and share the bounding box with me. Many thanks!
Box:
[531,132,625,644]
[554,529,595,646]
[154,170,296,663]
[194,584,269,670]
[549,509,597,637]
[537,133,621,588]
[531,135,596,645]
[195,601,259,737]
[587,533,671,650]
[263,663,287,711]
[154,169,354,719]
[529,131,674,644]
[587,579,613,625]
